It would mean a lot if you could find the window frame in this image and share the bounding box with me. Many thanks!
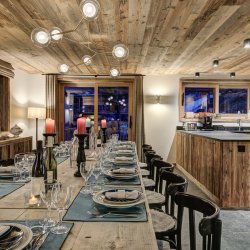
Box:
[179,79,250,122]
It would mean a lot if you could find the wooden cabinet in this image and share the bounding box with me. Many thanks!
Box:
[0,136,32,161]
[176,131,250,208]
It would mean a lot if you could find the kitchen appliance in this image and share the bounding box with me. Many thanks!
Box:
[200,116,213,130]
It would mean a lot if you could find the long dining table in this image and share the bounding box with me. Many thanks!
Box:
[0,153,158,249]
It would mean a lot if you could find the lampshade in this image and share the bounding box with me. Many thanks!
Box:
[27,107,46,119]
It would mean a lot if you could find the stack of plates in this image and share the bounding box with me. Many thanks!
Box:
[93,189,145,208]
[103,168,138,180]
[0,223,33,250]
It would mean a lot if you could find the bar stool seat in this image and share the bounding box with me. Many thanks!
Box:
[141,169,150,176]
[145,190,165,207]
[157,240,171,250]
[142,178,155,188]
[151,209,176,233]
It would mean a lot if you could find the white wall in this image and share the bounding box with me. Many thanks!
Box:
[143,75,182,162]
[10,69,46,148]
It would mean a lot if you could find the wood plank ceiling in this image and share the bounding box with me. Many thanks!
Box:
[0,0,249,75]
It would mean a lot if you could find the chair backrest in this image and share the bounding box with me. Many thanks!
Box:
[142,144,152,149]
[143,148,154,163]
[145,152,162,178]
[151,159,175,192]
[159,171,187,215]
[175,193,222,250]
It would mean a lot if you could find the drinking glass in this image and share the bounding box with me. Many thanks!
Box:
[51,183,72,234]
[80,162,93,194]
[40,183,56,228]
[91,163,102,193]
[14,153,26,180]
[25,153,36,180]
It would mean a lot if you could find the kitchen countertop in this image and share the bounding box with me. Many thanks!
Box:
[178,130,250,141]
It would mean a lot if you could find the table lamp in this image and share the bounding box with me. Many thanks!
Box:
[27,107,46,146]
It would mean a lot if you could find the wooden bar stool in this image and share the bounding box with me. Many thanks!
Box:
[150,171,188,249]
[175,193,222,250]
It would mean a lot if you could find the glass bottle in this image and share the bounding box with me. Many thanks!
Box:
[31,140,45,197]
[44,136,57,185]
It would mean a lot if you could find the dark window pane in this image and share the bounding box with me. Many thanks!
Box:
[64,87,94,140]
[184,88,214,113]
[98,87,129,141]
[219,88,247,114]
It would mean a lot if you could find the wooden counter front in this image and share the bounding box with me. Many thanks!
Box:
[176,131,250,208]
[0,136,32,160]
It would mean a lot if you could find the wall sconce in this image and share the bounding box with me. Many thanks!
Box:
[230,72,236,78]
[213,59,219,67]
[155,95,161,104]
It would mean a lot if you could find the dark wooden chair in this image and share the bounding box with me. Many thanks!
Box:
[142,147,154,164]
[143,153,162,190]
[175,193,222,250]
[146,160,175,209]
[151,171,188,249]
[142,144,152,148]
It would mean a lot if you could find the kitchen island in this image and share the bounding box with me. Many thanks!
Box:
[176,130,250,208]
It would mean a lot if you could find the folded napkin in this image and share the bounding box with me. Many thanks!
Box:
[105,190,139,200]
[112,168,136,174]
[115,156,134,161]
[0,166,14,174]
[117,150,134,154]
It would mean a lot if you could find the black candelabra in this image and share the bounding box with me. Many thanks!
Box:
[85,127,91,149]
[74,133,88,177]
[101,128,107,144]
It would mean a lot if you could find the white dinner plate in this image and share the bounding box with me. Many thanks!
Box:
[103,169,139,180]
[0,223,33,250]
[92,189,145,208]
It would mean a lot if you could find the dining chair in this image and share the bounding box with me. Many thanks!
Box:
[150,171,188,249]
[175,193,222,250]
[143,153,162,190]
[146,160,175,209]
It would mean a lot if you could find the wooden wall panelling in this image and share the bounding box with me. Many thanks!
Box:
[0,76,10,131]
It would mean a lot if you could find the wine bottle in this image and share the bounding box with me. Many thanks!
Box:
[97,126,102,147]
[31,140,45,197]
[44,136,57,184]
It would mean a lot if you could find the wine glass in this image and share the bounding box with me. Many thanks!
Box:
[40,183,56,228]
[25,153,36,180]
[14,153,26,181]
[50,183,72,234]
[91,163,102,193]
[80,162,93,194]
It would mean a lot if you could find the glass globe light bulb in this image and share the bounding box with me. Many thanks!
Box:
[80,0,100,20]
[51,27,63,41]
[31,27,51,48]
[82,55,92,65]
[112,44,129,61]
[110,68,120,77]
[58,64,69,73]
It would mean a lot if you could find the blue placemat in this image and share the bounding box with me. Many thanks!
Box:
[56,156,69,164]
[0,220,73,250]
[0,184,24,198]
[63,187,148,222]
[89,174,141,185]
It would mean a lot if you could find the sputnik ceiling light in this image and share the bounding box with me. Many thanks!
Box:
[30,0,129,77]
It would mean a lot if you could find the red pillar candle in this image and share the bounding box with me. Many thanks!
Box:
[77,117,86,134]
[101,119,107,128]
[45,118,55,134]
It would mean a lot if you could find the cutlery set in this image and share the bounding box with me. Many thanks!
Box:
[0,226,23,250]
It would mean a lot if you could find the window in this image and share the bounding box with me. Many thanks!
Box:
[219,88,247,114]
[184,88,214,113]
[179,79,250,121]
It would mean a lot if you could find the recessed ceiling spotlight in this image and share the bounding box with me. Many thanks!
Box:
[82,55,92,65]
[195,72,200,77]
[31,27,51,48]
[112,44,129,61]
[230,72,236,78]
[110,68,121,77]
[80,0,100,20]
[243,38,250,48]
[213,59,219,67]
[50,27,63,41]
[58,64,69,73]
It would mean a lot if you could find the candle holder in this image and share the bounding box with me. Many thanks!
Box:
[43,133,56,145]
[85,127,91,149]
[74,133,88,177]
[101,128,107,144]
